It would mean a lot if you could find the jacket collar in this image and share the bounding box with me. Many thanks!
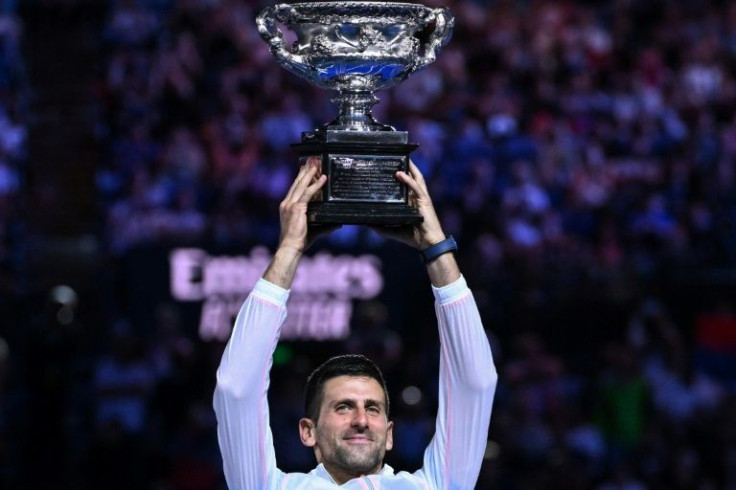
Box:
[314,463,395,483]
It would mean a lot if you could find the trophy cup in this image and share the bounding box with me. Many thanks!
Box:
[256,1,454,225]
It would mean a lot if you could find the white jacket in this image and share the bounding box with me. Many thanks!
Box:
[214,276,497,489]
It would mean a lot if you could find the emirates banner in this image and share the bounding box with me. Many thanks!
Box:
[169,247,384,342]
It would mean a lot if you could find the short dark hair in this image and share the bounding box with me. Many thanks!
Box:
[304,354,389,422]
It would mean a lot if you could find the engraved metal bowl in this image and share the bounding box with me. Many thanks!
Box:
[256,2,454,94]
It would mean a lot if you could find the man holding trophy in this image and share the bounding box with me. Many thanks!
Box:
[214,2,497,488]
[214,158,497,488]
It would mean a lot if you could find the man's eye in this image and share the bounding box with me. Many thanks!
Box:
[367,406,381,414]
[336,404,350,412]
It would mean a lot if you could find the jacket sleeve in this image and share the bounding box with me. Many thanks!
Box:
[213,278,288,490]
[415,275,498,490]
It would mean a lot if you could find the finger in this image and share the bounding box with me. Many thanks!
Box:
[301,174,327,202]
[299,158,323,190]
[397,169,427,200]
[407,160,425,181]
[285,158,321,201]
[287,164,320,203]
[407,160,430,193]
[283,163,313,203]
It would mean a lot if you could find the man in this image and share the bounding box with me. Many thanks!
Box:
[214,159,497,489]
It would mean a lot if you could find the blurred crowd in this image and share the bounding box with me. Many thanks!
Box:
[5,0,736,488]
[96,0,736,270]
[0,5,25,296]
[0,3,26,486]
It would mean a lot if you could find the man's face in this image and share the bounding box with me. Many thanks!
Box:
[299,375,393,483]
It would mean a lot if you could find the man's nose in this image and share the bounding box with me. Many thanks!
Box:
[351,407,369,428]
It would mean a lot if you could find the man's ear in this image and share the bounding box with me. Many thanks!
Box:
[299,417,317,447]
[385,420,394,451]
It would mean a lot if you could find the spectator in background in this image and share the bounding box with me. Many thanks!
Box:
[629,298,724,424]
[595,343,651,460]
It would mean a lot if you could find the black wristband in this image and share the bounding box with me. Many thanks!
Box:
[420,235,458,263]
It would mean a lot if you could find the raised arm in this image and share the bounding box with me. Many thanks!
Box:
[419,276,497,489]
[388,162,497,488]
[213,160,329,488]
[264,160,328,288]
[394,161,460,287]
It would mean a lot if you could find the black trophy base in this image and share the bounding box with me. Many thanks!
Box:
[294,128,423,226]
[308,201,422,226]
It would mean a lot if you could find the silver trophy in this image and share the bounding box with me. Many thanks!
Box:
[256,1,454,225]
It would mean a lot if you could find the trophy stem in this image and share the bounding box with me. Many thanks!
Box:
[328,91,394,131]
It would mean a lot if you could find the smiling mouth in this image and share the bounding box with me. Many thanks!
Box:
[344,436,373,444]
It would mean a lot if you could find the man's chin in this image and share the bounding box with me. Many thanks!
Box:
[336,447,382,473]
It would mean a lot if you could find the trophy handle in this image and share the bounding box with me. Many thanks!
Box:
[256,4,311,78]
[415,7,455,71]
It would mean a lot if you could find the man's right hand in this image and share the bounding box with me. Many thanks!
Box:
[264,158,330,288]
[277,158,327,254]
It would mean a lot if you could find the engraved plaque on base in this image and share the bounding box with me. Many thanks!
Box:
[256,2,454,225]
[295,129,420,225]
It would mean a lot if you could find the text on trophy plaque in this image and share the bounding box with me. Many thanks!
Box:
[328,156,404,202]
